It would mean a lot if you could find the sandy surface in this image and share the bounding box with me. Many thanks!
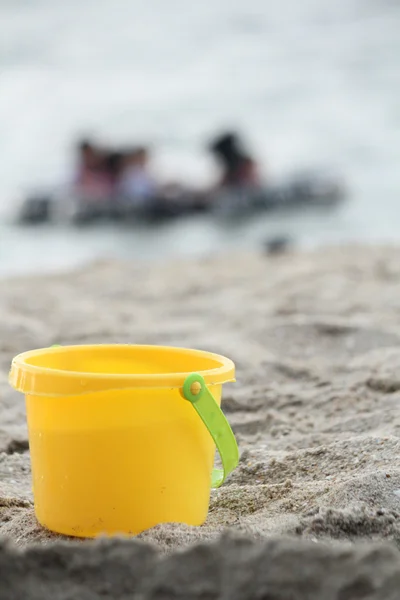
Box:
[2,245,400,597]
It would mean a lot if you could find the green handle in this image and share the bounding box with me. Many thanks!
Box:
[183,373,239,488]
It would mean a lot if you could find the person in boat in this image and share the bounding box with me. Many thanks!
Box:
[104,150,125,188]
[74,139,113,201]
[118,146,157,209]
[209,131,260,190]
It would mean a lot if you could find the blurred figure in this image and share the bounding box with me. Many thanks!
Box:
[209,131,261,189]
[104,150,125,187]
[74,138,112,201]
[118,146,157,208]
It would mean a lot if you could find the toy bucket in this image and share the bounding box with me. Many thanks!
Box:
[9,344,238,537]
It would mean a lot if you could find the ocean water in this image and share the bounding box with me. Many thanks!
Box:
[1,0,400,275]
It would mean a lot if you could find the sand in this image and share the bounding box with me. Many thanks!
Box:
[2,245,400,597]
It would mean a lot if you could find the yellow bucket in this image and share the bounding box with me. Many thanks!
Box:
[9,344,238,537]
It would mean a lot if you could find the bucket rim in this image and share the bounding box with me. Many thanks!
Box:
[9,344,235,396]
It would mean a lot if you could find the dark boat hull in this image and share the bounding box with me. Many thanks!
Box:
[17,174,345,226]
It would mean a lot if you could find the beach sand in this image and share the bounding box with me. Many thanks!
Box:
[2,245,400,598]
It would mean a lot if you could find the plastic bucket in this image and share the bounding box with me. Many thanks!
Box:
[9,344,238,537]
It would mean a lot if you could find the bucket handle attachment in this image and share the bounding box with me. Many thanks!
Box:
[183,373,239,488]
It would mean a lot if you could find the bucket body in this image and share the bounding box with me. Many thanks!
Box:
[9,345,235,537]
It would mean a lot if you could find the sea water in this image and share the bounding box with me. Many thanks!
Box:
[1,0,400,275]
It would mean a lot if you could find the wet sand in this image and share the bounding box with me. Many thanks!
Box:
[2,246,400,598]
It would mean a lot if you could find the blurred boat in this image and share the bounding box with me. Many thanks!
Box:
[16,171,346,226]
